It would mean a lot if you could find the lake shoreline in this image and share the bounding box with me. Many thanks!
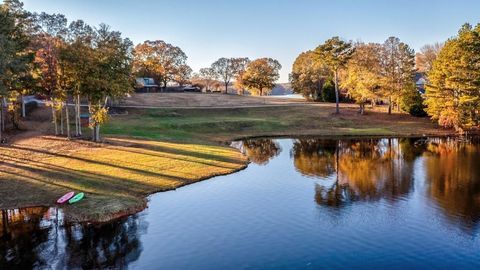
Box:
[0,105,459,224]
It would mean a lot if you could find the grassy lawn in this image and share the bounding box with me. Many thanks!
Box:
[103,105,449,143]
[0,104,450,223]
[0,136,247,222]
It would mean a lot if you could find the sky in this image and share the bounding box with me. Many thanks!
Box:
[19,0,480,83]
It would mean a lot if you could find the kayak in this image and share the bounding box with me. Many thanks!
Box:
[57,191,75,204]
[68,192,85,204]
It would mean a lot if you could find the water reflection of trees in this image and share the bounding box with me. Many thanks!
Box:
[292,139,337,178]
[0,207,51,269]
[242,139,281,165]
[294,136,480,229]
[0,208,143,269]
[292,138,418,206]
[424,138,480,227]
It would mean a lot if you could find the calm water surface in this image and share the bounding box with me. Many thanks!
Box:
[2,137,480,269]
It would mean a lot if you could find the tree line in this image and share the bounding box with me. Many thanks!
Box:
[2,0,479,139]
[291,36,419,116]
[190,57,282,96]
[1,0,132,142]
[0,0,283,143]
[291,23,480,132]
[133,45,283,95]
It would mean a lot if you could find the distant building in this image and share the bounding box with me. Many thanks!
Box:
[182,85,201,92]
[135,77,159,92]
[415,73,426,94]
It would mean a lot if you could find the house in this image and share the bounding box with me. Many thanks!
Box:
[182,85,201,92]
[415,73,426,94]
[135,77,159,92]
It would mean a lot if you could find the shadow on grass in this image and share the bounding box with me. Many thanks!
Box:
[0,138,246,216]
[8,144,229,183]
[106,138,245,165]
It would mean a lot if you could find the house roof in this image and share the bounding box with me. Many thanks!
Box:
[136,77,158,87]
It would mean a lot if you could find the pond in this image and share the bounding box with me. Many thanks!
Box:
[2,137,480,269]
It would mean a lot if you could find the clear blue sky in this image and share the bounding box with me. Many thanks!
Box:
[20,0,480,82]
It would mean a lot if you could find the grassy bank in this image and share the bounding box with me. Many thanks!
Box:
[0,135,247,223]
[103,105,451,143]
[0,103,451,223]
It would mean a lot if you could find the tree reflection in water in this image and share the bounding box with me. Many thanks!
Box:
[291,138,422,206]
[424,137,480,227]
[2,137,480,267]
[241,139,281,165]
[291,139,337,178]
[0,207,144,269]
[291,137,480,229]
[0,207,51,269]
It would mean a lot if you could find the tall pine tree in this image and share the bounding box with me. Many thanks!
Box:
[425,23,480,131]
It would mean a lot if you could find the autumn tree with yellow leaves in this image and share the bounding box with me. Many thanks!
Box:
[341,42,383,114]
[240,58,281,96]
[425,23,480,131]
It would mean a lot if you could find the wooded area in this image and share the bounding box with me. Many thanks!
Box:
[1,0,480,145]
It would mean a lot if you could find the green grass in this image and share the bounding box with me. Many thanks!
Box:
[103,106,447,143]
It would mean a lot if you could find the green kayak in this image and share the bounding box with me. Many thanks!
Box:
[68,192,85,204]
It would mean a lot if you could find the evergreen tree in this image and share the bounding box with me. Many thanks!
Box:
[380,37,416,115]
[425,23,480,131]
[0,0,33,136]
[315,37,354,114]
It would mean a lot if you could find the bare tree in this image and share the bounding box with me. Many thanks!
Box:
[415,42,443,73]
[211,58,235,94]
[198,67,217,91]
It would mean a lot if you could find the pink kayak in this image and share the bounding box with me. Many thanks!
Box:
[57,192,75,204]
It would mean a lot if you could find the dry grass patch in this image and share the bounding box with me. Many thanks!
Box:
[0,136,247,222]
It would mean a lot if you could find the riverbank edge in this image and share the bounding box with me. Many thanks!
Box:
[63,130,460,225]
[68,131,463,224]
[72,160,250,224]
[1,129,462,225]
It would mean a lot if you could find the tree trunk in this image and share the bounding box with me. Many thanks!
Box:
[88,101,95,141]
[95,124,100,142]
[1,98,5,132]
[388,96,392,115]
[77,94,82,136]
[0,99,3,142]
[60,104,64,135]
[52,103,58,135]
[74,95,78,136]
[334,70,340,114]
[224,82,228,94]
[397,97,401,112]
[65,101,70,139]
[163,80,167,92]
